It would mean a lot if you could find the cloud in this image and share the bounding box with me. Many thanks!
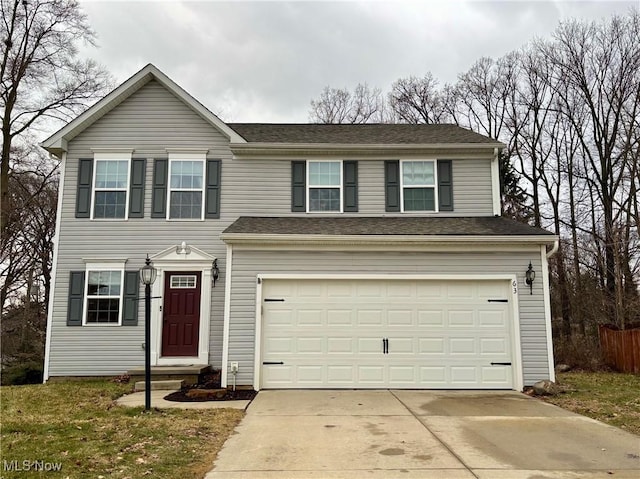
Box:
[79,0,636,122]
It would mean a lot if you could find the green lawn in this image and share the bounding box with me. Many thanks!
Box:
[543,371,640,435]
[0,381,244,478]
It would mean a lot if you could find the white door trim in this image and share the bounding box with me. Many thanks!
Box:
[150,245,215,366]
[253,274,524,392]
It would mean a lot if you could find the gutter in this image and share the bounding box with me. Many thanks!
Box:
[221,232,558,245]
[546,239,560,258]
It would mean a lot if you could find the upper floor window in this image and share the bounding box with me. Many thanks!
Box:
[169,160,204,219]
[85,270,123,324]
[401,160,437,212]
[92,157,130,219]
[308,160,342,212]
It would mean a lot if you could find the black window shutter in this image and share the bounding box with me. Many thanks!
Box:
[151,159,168,218]
[291,161,306,212]
[128,158,146,218]
[438,160,454,212]
[76,159,93,218]
[67,271,85,326]
[122,271,139,326]
[205,159,221,219]
[343,161,358,212]
[384,160,400,212]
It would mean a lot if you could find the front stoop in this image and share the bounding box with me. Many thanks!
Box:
[134,379,184,392]
[127,364,213,386]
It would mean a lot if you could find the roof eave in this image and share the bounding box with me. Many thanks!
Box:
[221,233,558,245]
[229,142,506,155]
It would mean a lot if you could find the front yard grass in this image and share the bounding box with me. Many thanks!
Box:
[0,381,244,478]
[543,371,640,435]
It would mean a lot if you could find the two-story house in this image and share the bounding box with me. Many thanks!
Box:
[41,64,558,391]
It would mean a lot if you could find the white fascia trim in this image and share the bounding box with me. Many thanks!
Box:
[509,276,525,391]
[253,277,263,391]
[258,273,518,281]
[221,233,558,246]
[43,153,67,382]
[540,244,556,382]
[41,64,245,154]
[230,142,505,153]
[221,244,233,388]
[491,148,501,216]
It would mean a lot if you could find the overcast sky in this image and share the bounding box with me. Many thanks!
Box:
[79,0,636,123]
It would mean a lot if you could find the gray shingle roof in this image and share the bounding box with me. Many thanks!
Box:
[227,123,502,145]
[222,216,555,237]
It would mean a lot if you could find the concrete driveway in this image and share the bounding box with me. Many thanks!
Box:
[206,390,640,479]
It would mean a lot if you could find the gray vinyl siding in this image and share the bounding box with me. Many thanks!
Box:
[47,78,531,379]
[48,80,233,377]
[228,249,550,387]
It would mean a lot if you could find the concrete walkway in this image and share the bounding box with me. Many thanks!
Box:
[206,390,640,478]
[115,390,250,409]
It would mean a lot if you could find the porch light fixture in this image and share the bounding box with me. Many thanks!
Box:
[140,255,157,411]
[525,262,535,295]
[212,259,219,287]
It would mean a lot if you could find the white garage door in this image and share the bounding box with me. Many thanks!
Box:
[260,279,514,389]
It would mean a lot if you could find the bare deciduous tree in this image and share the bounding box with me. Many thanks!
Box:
[1,0,112,232]
[309,83,386,124]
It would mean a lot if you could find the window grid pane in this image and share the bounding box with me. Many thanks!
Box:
[170,161,203,189]
[309,161,340,186]
[169,191,203,219]
[309,188,340,211]
[94,191,126,219]
[402,161,435,186]
[86,270,121,324]
[95,160,128,189]
[170,275,197,288]
[403,188,435,211]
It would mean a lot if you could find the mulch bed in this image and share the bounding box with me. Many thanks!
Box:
[163,372,257,402]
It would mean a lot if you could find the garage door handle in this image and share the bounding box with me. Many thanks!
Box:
[262,361,284,365]
[491,362,512,366]
[488,299,508,303]
[264,298,285,302]
[383,338,389,354]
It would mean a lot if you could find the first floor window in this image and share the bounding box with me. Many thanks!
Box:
[402,160,436,211]
[93,159,129,218]
[169,160,204,219]
[85,270,123,324]
[308,160,342,212]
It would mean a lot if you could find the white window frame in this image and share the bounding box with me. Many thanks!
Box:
[82,261,126,326]
[306,159,343,213]
[167,153,206,221]
[90,152,131,220]
[170,274,198,289]
[400,159,439,213]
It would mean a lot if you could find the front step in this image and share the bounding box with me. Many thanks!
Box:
[127,365,213,386]
[134,379,183,392]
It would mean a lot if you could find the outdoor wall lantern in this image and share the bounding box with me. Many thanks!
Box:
[525,261,535,295]
[140,255,157,410]
[212,259,220,287]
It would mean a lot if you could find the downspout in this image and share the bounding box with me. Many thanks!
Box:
[546,239,559,258]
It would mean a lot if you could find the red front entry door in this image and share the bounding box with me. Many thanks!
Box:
[162,272,201,357]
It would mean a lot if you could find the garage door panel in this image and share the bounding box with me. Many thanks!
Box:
[261,279,513,389]
[357,310,384,326]
[297,310,323,326]
[327,310,353,325]
[448,310,476,326]
[387,309,413,325]
[418,310,445,326]
[419,338,446,354]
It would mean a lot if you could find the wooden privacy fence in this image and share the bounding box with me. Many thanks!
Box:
[599,325,640,374]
